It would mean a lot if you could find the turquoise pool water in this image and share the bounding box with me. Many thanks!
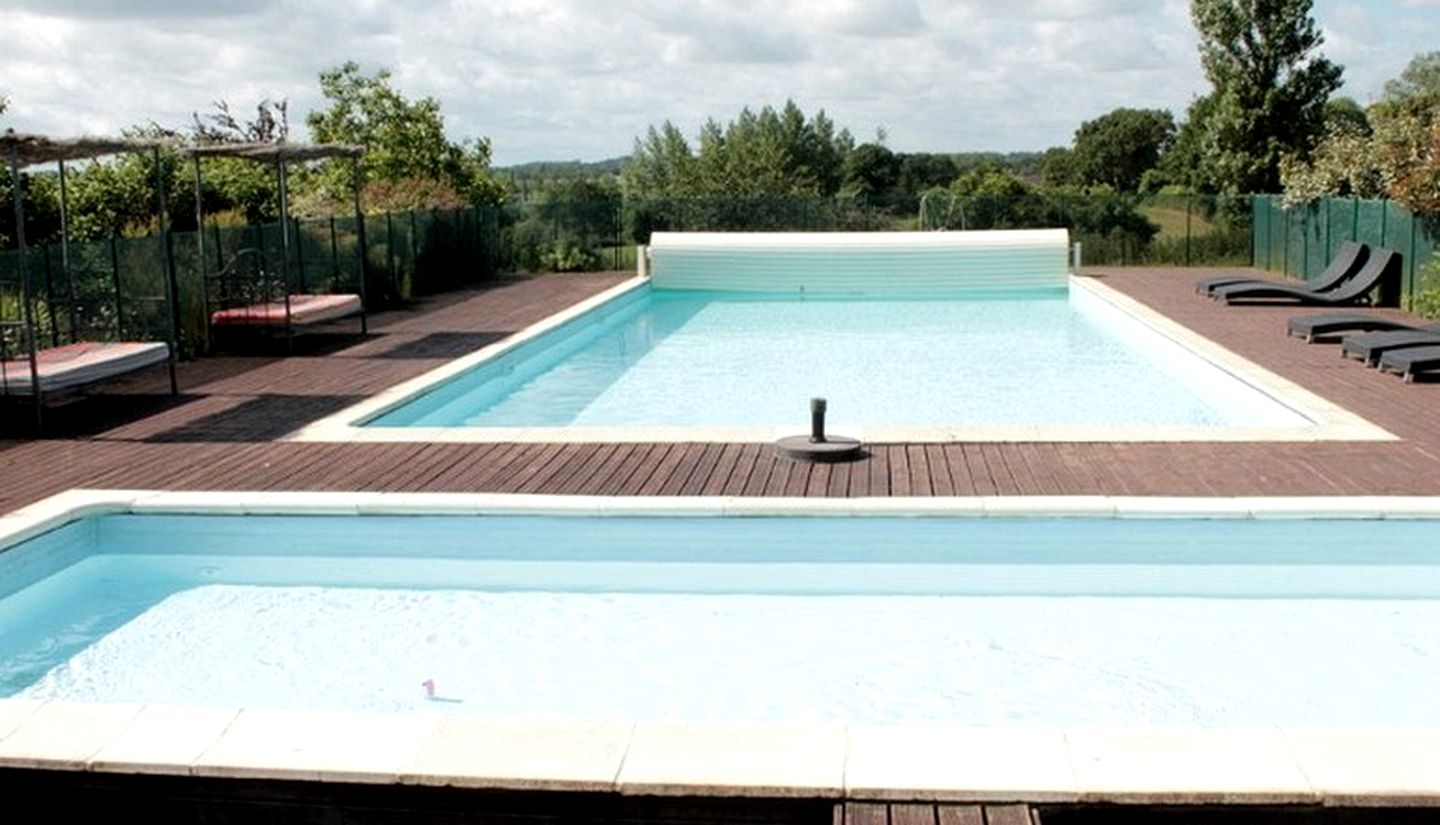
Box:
[3,514,1439,725]
[368,286,1310,429]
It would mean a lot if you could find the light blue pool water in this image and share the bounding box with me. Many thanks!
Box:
[368,286,1310,429]
[3,514,1439,725]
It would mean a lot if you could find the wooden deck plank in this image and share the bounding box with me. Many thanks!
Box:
[925,444,956,497]
[554,444,619,495]
[982,804,1032,825]
[888,445,913,497]
[936,806,984,825]
[844,803,888,825]
[889,804,937,825]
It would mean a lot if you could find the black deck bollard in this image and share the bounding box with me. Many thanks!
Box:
[776,396,863,462]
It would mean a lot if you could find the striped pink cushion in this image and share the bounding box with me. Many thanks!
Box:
[0,341,169,393]
[211,293,362,327]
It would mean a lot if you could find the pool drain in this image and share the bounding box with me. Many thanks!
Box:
[775,398,864,462]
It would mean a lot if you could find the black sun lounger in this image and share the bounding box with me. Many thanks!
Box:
[1340,326,1440,366]
[1377,345,1440,382]
[1197,241,1367,296]
[1287,311,1431,342]
[1215,248,1401,306]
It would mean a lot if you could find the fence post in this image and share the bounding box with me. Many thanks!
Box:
[472,205,484,280]
[409,210,421,291]
[1282,204,1290,276]
[1411,210,1420,307]
[1185,194,1193,268]
[41,245,58,347]
[109,234,124,336]
[293,217,307,293]
[329,216,339,291]
[385,211,397,297]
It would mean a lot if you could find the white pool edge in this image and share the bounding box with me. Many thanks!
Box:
[288,275,1394,445]
[2,489,1440,805]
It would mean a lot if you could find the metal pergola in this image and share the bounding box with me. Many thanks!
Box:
[2,129,180,429]
[185,141,368,348]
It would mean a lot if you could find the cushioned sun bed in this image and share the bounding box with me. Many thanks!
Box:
[1215,248,1400,306]
[0,341,170,394]
[1286,311,1430,342]
[1340,327,1440,366]
[1377,345,1440,382]
[1197,241,1368,296]
[210,293,364,328]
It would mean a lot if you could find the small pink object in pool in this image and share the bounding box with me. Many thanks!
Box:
[0,341,169,393]
[210,293,362,327]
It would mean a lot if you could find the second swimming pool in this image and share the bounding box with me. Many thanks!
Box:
[5,507,1440,726]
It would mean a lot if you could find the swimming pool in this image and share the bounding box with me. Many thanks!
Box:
[5,493,1440,727]
[365,284,1306,430]
[297,271,1388,443]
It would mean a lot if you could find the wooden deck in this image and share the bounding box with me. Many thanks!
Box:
[3,266,1440,513]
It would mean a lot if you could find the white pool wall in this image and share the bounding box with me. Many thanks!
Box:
[648,230,1070,293]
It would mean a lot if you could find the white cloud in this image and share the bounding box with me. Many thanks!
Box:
[0,0,1434,164]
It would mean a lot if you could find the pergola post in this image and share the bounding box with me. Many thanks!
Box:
[192,153,211,352]
[7,147,43,429]
[57,160,79,341]
[352,155,368,335]
[275,157,295,349]
[152,146,179,394]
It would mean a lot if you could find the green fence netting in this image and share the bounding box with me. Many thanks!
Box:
[1251,195,1439,308]
[16,192,1430,360]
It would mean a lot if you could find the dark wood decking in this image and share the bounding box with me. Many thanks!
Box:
[3,266,1440,513]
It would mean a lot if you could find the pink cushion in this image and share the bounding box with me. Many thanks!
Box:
[211,293,363,327]
[0,341,170,393]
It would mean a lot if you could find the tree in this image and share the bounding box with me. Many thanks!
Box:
[1191,0,1342,193]
[1280,52,1440,213]
[1383,51,1440,104]
[1039,147,1080,188]
[621,122,698,199]
[896,153,958,193]
[1071,108,1175,193]
[305,62,502,206]
[1148,95,1219,192]
[620,101,853,199]
[842,143,900,196]
[1324,97,1370,136]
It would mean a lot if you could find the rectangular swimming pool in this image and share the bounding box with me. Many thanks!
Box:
[5,502,1440,727]
[363,283,1310,430]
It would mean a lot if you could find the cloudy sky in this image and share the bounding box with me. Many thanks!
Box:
[1,0,1437,165]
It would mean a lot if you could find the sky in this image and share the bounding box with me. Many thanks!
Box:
[1,0,1437,166]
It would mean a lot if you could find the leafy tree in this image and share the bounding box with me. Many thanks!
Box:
[1071,108,1175,193]
[1191,0,1342,193]
[1147,95,1218,192]
[842,143,900,196]
[1039,147,1080,188]
[621,122,698,199]
[621,101,853,199]
[1324,97,1370,136]
[1383,51,1440,104]
[896,153,957,193]
[1281,53,1440,213]
[1279,126,1385,204]
[305,62,502,206]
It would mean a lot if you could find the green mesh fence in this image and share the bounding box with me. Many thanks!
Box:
[1250,195,1440,308]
